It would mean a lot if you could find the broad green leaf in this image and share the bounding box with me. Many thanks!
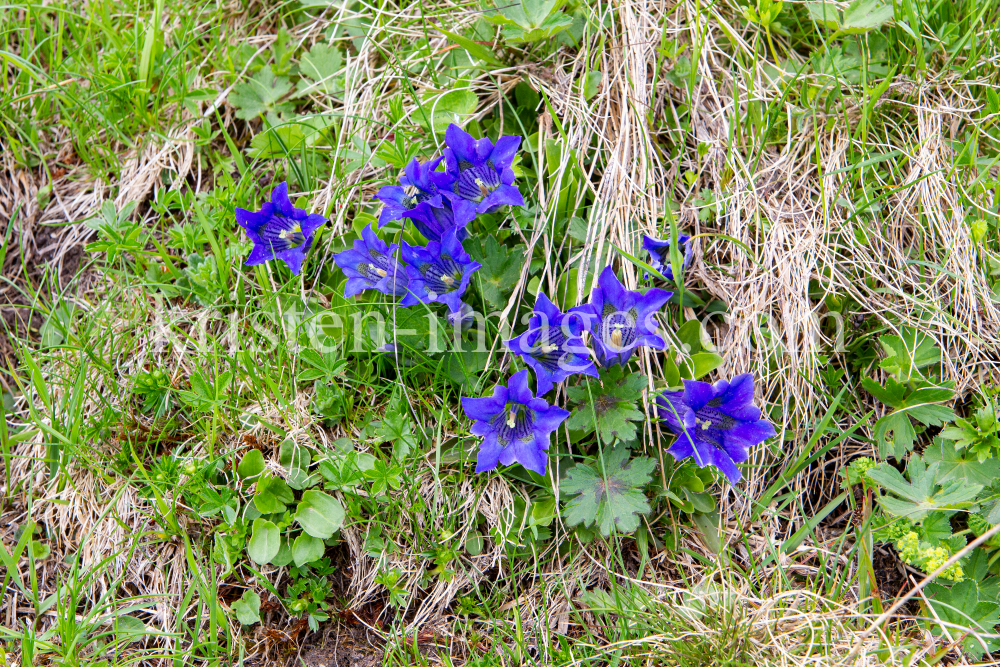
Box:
[417,89,479,134]
[248,125,307,159]
[469,235,526,309]
[874,411,916,459]
[684,352,724,381]
[562,446,657,536]
[272,539,293,567]
[237,449,265,480]
[925,439,1000,486]
[674,319,704,355]
[296,43,344,96]
[806,1,841,29]
[232,590,261,625]
[229,65,294,120]
[438,28,503,66]
[923,580,1000,657]
[861,377,906,408]
[295,490,345,539]
[868,459,982,521]
[247,519,279,565]
[906,404,956,427]
[292,533,325,567]
[566,367,646,445]
[253,474,294,514]
[879,327,940,381]
[841,0,894,32]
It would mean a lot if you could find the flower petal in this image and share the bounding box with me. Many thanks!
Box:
[270,182,295,217]
[507,369,534,405]
[489,135,522,170]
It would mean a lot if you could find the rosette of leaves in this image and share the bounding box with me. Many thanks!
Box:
[923,578,1000,658]
[940,401,1000,463]
[867,456,982,522]
[562,446,656,536]
[566,366,646,446]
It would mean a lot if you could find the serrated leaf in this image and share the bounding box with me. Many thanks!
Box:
[296,43,344,97]
[469,235,525,308]
[920,512,953,543]
[292,533,325,567]
[232,590,261,625]
[868,458,982,521]
[562,446,656,536]
[806,1,842,29]
[295,490,345,539]
[566,368,646,444]
[874,410,916,459]
[925,439,1000,486]
[229,65,294,120]
[861,376,906,408]
[879,327,940,381]
[247,519,280,565]
[906,403,956,427]
[924,580,1000,657]
[841,0,894,32]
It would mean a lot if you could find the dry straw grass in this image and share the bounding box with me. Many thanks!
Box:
[3,0,1000,664]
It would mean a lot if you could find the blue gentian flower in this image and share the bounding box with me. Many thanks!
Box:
[505,293,598,395]
[656,374,775,484]
[570,266,672,367]
[433,123,524,213]
[375,156,477,242]
[375,157,443,226]
[642,233,693,280]
[461,369,570,475]
[400,228,481,312]
[235,182,327,275]
[332,224,409,298]
[447,302,476,331]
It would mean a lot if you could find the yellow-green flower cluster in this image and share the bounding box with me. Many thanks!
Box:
[892,531,964,582]
[841,456,877,489]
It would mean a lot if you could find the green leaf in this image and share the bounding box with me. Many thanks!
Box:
[806,1,842,29]
[925,438,1000,486]
[253,474,294,514]
[840,0,894,32]
[878,327,941,381]
[906,403,956,427]
[566,367,646,445]
[923,580,1000,657]
[438,28,503,66]
[416,89,479,134]
[874,411,916,459]
[295,490,345,539]
[292,533,325,567]
[229,65,294,120]
[296,43,344,96]
[684,352,724,381]
[868,458,982,521]
[232,590,262,625]
[581,71,602,100]
[247,519,280,565]
[562,446,657,536]
[861,377,906,408]
[280,439,315,490]
[247,125,307,159]
[469,235,526,309]
[237,449,265,480]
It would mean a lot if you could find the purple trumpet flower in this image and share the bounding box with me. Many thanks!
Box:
[505,293,598,395]
[461,369,570,475]
[656,374,776,484]
[332,224,409,298]
[235,182,327,275]
[642,233,693,280]
[399,228,480,313]
[433,124,524,214]
[570,267,672,367]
